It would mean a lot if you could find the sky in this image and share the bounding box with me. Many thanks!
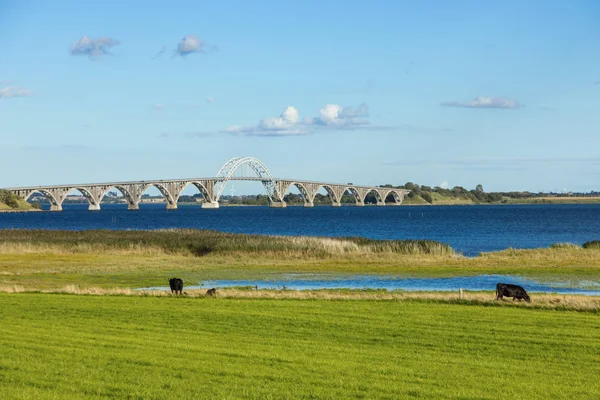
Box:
[1,0,599,195]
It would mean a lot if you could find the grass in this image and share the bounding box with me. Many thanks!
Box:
[0,229,599,290]
[0,293,598,399]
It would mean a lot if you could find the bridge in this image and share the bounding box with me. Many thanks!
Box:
[4,157,409,211]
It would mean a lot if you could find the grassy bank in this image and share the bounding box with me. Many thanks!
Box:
[0,293,598,399]
[0,229,599,289]
[401,194,600,205]
[0,190,36,211]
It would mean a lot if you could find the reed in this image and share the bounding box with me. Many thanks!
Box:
[0,229,454,257]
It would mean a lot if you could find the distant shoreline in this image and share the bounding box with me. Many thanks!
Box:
[8,197,600,211]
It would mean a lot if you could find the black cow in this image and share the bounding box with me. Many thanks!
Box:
[169,278,184,295]
[496,283,531,302]
[206,288,217,297]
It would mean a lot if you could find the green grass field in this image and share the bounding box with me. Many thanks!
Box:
[1,293,599,399]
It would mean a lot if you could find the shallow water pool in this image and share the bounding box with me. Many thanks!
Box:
[139,274,600,296]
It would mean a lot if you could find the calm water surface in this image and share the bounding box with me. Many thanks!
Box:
[139,274,600,295]
[1,203,599,255]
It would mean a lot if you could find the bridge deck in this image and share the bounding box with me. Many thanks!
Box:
[4,177,393,191]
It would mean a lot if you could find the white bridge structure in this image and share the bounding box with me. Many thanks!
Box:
[5,157,409,211]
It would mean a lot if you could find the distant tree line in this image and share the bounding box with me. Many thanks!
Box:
[379,183,600,204]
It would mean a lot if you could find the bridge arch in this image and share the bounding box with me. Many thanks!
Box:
[176,181,211,202]
[138,183,177,207]
[62,187,99,208]
[312,184,338,205]
[214,157,281,203]
[282,182,312,205]
[383,189,404,205]
[342,187,362,205]
[99,186,137,208]
[24,189,60,207]
[363,188,384,204]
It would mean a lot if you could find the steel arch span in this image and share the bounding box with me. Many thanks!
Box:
[214,157,282,203]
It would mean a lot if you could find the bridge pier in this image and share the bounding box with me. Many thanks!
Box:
[50,204,63,212]
[270,201,287,208]
[166,203,178,210]
[88,204,101,211]
[331,202,341,207]
[376,201,386,206]
[201,201,220,209]
[355,202,365,207]
[127,203,139,211]
[303,202,314,208]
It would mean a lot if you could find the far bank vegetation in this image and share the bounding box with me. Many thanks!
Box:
[379,183,600,205]
[0,189,39,211]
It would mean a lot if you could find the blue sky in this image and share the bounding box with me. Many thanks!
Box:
[1,0,599,194]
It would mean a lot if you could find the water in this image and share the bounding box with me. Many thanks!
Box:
[1,203,599,255]
[139,274,600,295]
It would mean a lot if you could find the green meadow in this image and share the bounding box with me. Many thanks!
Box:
[1,293,599,399]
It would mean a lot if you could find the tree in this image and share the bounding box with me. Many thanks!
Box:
[476,184,484,193]
[421,192,433,204]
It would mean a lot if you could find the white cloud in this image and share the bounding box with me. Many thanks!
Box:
[153,104,165,110]
[206,96,214,104]
[225,106,307,136]
[0,86,32,99]
[439,181,450,189]
[223,103,386,137]
[176,35,205,56]
[310,103,371,128]
[441,96,520,109]
[69,36,119,58]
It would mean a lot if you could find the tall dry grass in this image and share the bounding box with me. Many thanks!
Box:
[1,285,598,312]
[0,229,454,257]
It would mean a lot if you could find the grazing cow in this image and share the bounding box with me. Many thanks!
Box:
[206,288,217,297]
[496,283,531,302]
[169,278,184,295]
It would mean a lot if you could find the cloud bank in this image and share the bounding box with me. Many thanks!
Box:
[441,96,520,109]
[223,103,387,136]
[70,36,120,58]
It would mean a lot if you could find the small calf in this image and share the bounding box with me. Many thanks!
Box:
[206,288,217,297]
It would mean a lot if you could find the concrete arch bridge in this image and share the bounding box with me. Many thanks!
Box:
[5,157,409,211]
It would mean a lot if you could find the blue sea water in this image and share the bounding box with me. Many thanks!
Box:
[1,203,599,255]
